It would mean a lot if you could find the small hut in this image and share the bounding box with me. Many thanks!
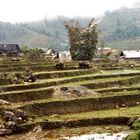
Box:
[0,44,21,56]
[120,50,140,60]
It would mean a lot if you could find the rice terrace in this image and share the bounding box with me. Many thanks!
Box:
[0,4,140,140]
[0,47,140,139]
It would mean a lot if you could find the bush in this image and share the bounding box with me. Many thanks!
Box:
[125,130,140,140]
[126,119,140,140]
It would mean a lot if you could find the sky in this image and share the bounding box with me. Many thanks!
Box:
[0,0,139,23]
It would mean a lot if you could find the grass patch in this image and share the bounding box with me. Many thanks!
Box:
[36,105,140,122]
[1,74,139,93]
[96,85,140,93]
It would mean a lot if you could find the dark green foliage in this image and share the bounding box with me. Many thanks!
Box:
[21,47,45,60]
[125,130,140,140]
[132,119,140,130]
[126,119,140,140]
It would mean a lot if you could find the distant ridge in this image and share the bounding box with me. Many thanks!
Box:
[0,6,140,50]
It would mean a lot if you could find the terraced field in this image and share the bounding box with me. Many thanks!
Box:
[0,59,140,138]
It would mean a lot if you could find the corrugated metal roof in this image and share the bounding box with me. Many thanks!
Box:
[123,50,140,58]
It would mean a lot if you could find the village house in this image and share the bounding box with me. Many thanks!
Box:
[0,44,21,56]
[120,50,140,61]
[97,47,112,56]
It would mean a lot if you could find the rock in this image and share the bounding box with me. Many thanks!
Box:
[33,125,42,132]
[136,102,140,105]
[51,114,60,117]
[115,105,119,109]
[0,128,12,136]
[15,109,28,122]
[0,109,29,135]
[55,62,64,70]
[0,88,4,92]
[0,123,4,129]
[129,64,135,68]
[3,111,15,122]
[4,121,16,128]
[122,104,126,107]
[60,87,68,91]
[0,99,11,105]
[54,86,98,98]
[78,62,90,69]
[4,121,19,132]
[123,90,127,92]
[14,117,23,124]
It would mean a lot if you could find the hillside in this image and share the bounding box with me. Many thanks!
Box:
[0,17,91,50]
[0,6,140,50]
[98,7,140,50]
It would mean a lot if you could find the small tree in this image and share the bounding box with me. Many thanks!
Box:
[27,48,45,60]
[64,19,99,60]
[20,45,29,54]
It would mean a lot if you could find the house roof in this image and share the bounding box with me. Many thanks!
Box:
[97,47,111,50]
[122,50,140,59]
[0,44,21,53]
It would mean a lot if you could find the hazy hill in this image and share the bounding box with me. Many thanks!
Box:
[98,6,140,50]
[0,17,91,51]
[0,6,140,50]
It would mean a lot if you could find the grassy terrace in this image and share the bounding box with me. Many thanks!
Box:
[0,84,139,104]
[0,59,139,134]
[4,89,140,107]
[5,91,140,117]
[35,105,140,122]
[60,76,140,90]
[1,70,140,92]
[95,85,140,93]
[0,59,58,65]
[34,69,97,79]
[0,61,83,66]
[0,69,97,86]
[0,63,80,72]
[35,70,140,80]
[0,60,140,72]
[97,90,140,97]
[61,76,139,86]
[0,75,139,96]
[18,106,140,131]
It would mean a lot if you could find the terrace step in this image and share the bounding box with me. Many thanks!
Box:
[34,70,140,80]
[21,116,130,132]
[0,69,96,86]
[0,60,58,67]
[0,83,139,103]
[34,69,96,79]
[1,73,139,93]
[25,105,139,131]
[96,86,140,93]
[81,76,140,89]
[0,87,54,102]
[10,93,140,116]
[0,64,78,72]
[5,106,140,132]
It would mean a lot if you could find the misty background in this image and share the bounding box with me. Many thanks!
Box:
[0,0,140,50]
